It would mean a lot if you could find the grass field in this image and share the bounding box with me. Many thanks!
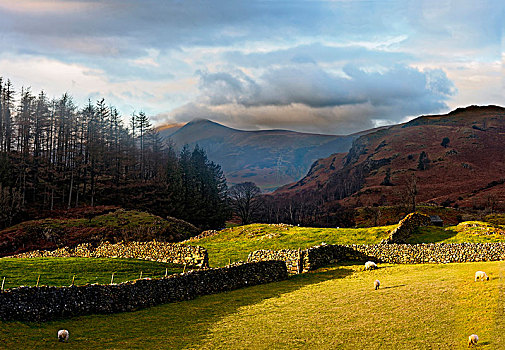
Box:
[186,224,395,267]
[187,222,505,267]
[0,258,183,288]
[407,222,505,244]
[0,261,503,349]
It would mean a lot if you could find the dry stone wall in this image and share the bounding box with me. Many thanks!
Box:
[8,241,209,268]
[0,260,288,322]
[350,243,505,264]
[249,242,505,273]
[385,212,432,243]
[248,249,305,274]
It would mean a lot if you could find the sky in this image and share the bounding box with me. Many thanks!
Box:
[0,0,503,135]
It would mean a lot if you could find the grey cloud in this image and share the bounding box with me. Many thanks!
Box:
[197,64,455,110]
[0,1,330,57]
[169,102,382,135]
[224,43,413,68]
[4,0,499,59]
[168,64,456,134]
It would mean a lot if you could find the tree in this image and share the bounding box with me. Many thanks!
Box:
[0,76,233,229]
[380,167,393,186]
[417,151,430,170]
[229,182,261,224]
[441,137,450,148]
[362,205,382,226]
[0,184,22,228]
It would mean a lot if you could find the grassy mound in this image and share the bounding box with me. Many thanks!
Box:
[355,205,463,227]
[0,257,183,289]
[407,221,505,244]
[184,223,394,267]
[0,261,502,349]
[0,210,200,257]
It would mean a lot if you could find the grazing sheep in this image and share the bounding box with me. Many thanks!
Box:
[475,271,489,281]
[57,329,69,342]
[468,334,478,346]
[364,261,378,270]
[374,280,380,290]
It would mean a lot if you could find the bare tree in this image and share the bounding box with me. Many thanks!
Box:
[229,182,261,224]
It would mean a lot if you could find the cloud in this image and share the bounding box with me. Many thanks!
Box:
[0,0,502,134]
[168,63,456,134]
[224,42,413,68]
[0,55,197,118]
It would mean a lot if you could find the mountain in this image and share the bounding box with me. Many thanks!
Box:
[274,105,505,210]
[158,119,364,191]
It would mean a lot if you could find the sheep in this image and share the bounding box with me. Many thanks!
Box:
[374,279,380,290]
[468,334,478,346]
[57,329,69,342]
[475,271,489,281]
[364,261,378,270]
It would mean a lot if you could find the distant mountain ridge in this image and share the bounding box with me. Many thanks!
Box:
[157,119,363,191]
[274,105,505,210]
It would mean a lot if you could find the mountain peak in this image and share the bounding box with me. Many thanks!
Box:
[188,118,211,123]
[447,105,505,115]
[403,104,505,128]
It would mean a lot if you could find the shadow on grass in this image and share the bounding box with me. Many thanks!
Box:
[0,266,355,349]
[405,226,458,244]
[382,284,406,290]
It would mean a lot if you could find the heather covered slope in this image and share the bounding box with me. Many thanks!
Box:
[158,118,359,191]
[274,105,505,210]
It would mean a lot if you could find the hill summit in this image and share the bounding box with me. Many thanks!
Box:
[273,105,505,211]
[158,119,363,191]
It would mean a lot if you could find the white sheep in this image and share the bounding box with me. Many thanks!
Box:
[475,271,489,281]
[468,334,478,346]
[364,261,378,270]
[57,329,69,342]
[374,279,380,290]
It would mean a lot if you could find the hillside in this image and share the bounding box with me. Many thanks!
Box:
[274,105,505,210]
[0,210,200,257]
[158,119,361,191]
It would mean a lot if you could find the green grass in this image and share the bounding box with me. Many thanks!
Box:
[0,258,183,289]
[186,224,394,267]
[407,221,505,244]
[0,261,503,349]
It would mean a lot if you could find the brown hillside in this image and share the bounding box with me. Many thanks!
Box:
[274,105,505,211]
